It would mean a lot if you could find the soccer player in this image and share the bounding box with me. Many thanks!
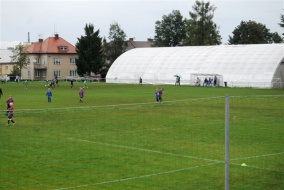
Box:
[55,78,59,87]
[83,80,88,89]
[79,87,84,103]
[155,89,159,103]
[45,80,49,87]
[7,102,15,125]
[0,88,3,99]
[46,88,52,102]
[70,79,74,88]
[6,95,14,109]
[6,95,14,116]
[175,75,180,86]
[23,80,28,89]
[158,88,164,103]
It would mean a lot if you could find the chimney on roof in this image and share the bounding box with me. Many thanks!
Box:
[28,32,30,43]
[55,33,59,39]
[129,38,134,41]
[147,38,153,42]
[39,39,43,42]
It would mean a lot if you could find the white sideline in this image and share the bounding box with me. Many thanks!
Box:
[52,162,220,190]
[3,94,284,112]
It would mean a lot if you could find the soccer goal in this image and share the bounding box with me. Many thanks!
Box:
[190,73,223,87]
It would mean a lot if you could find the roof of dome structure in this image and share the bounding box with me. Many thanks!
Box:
[106,44,284,88]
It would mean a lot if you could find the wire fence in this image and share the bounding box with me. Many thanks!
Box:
[106,78,284,89]
[0,95,283,189]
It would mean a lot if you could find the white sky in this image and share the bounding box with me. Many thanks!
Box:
[0,0,283,48]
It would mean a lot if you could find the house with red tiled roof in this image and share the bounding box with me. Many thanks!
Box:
[22,35,154,81]
[22,34,77,80]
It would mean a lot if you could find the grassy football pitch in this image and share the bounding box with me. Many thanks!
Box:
[0,81,283,190]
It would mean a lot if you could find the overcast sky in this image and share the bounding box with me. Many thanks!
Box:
[0,0,283,48]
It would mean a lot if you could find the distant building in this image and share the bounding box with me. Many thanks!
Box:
[0,48,14,77]
[126,38,154,51]
[23,34,77,80]
[21,35,154,81]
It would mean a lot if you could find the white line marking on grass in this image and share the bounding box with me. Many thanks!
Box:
[231,152,284,161]
[7,95,284,113]
[60,138,284,190]
[230,162,284,172]
[52,161,220,190]
[67,137,222,163]
[6,96,227,113]
[230,152,284,173]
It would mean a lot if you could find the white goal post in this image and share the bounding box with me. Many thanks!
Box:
[190,73,223,87]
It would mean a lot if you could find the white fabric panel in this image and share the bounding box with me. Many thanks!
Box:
[106,44,284,88]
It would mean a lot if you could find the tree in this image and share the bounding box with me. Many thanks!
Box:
[270,32,283,43]
[153,10,186,47]
[10,65,20,76]
[10,43,29,76]
[184,0,222,46]
[228,20,283,44]
[75,24,104,76]
[278,13,284,37]
[103,22,128,77]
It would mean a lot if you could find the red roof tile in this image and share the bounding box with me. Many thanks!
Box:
[25,34,76,54]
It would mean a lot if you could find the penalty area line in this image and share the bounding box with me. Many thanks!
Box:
[52,161,220,190]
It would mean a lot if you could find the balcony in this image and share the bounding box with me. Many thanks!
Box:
[34,63,47,69]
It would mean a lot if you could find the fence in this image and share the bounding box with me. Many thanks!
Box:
[0,96,283,189]
[106,78,284,89]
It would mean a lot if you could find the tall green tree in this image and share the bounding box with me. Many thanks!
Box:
[184,0,222,46]
[269,32,283,43]
[103,22,128,74]
[10,43,29,76]
[75,24,104,76]
[278,13,284,37]
[228,20,283,44]
[153,10,186,47]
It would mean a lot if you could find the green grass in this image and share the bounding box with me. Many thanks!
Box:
[0,81,283,190]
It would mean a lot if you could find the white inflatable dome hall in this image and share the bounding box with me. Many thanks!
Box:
[106,44,284,88]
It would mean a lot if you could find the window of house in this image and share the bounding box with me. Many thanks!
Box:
[42,70,46,77]
[28,70,31,77]
[54,71,61,77]
[70,58,76,64]
[5,66,8,70]
[54,58,61,64]
[33,58,40,64]
[70,70,77,77]
[42,58,46,65]
[59,46,68,51]
[35,70,40,77]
